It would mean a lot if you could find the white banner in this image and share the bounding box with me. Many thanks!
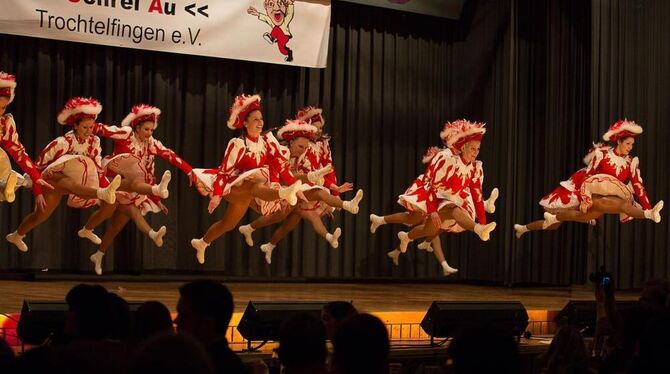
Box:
[0,0,331,68]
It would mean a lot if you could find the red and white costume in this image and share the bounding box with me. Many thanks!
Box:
[539,120,651,222]
[93,104,192,215]
[398,120,488,229]
[438,163,486,233]
[278,119,329,212]
[0,72,43,198]
[36,97,105,208]
[398,148,452,215]
[277,120,320,180]
[295,106,339,196]
[192,95,298,215]
[388,121,496,269]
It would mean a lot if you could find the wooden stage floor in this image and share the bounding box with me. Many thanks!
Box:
[0,280,641,314]
[0,280,643,352]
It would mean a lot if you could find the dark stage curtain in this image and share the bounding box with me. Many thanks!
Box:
[0,0,512,280]
[507,0,592,286]
[0,0,668,288]
[588,0,670,288]
[507,0,670,289]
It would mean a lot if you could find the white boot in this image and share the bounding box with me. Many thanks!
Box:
[149,226,167,247]
[474,222,496,241]
[238,224,255,246]
[326,228,342,249]
[369,214,386,234]
[441,261,459,276]
[644,200,664,223]
[6,231,28,252]
[151,170,171,199]
[190,238,209,264]
[78,228,102,245]
[542,212,558,229]
[485,188,499,214]
[397,231,412,253]
[260,243,276,264]
[307,164,333,185]
[90,251,104,276]
[278,180,302,206]
[417,241,433,252]
[97,175,121,204]
[387,249,400,266]
[2,171,17,203]
[513,224,529,239]
[342,189,364,214]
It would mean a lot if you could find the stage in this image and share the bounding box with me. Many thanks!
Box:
[0,279,642,373]
[0,279,641,345]
[0,280,641,314]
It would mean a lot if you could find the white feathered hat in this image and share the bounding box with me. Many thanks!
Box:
[0,72,17,104]
[602,119,642,142]
[295,106,324,127]
[277,119,319,140]
[227,94,261,130]
[57,97,102,125]
[122,104,161,128]
[443,119,486,151]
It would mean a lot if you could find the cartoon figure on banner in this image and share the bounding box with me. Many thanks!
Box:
[247,0,295,62]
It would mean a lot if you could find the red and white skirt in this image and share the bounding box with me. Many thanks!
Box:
[192,167,269,197]
[439,190,477,233]
[194,167,286,216]
[42,155,99,209]
[580,173,635,222]
[295,182,331,215]
[104,153,161,215]
[397,176,436,214]
[539,169,587,210]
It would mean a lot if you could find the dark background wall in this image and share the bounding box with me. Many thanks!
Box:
[1,0,668,288]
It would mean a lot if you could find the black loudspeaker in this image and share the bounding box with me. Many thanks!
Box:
[17,301,69,345]
[17,299,145,345]
[554,300,638,337]
[237,301,327,342]
[420,301,529,339]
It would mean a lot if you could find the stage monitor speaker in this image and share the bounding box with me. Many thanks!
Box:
[17,299,145,345]
[420,301,529,339]
[554,300,638,337]
[237,301,328,342]
[17,300,69,345]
